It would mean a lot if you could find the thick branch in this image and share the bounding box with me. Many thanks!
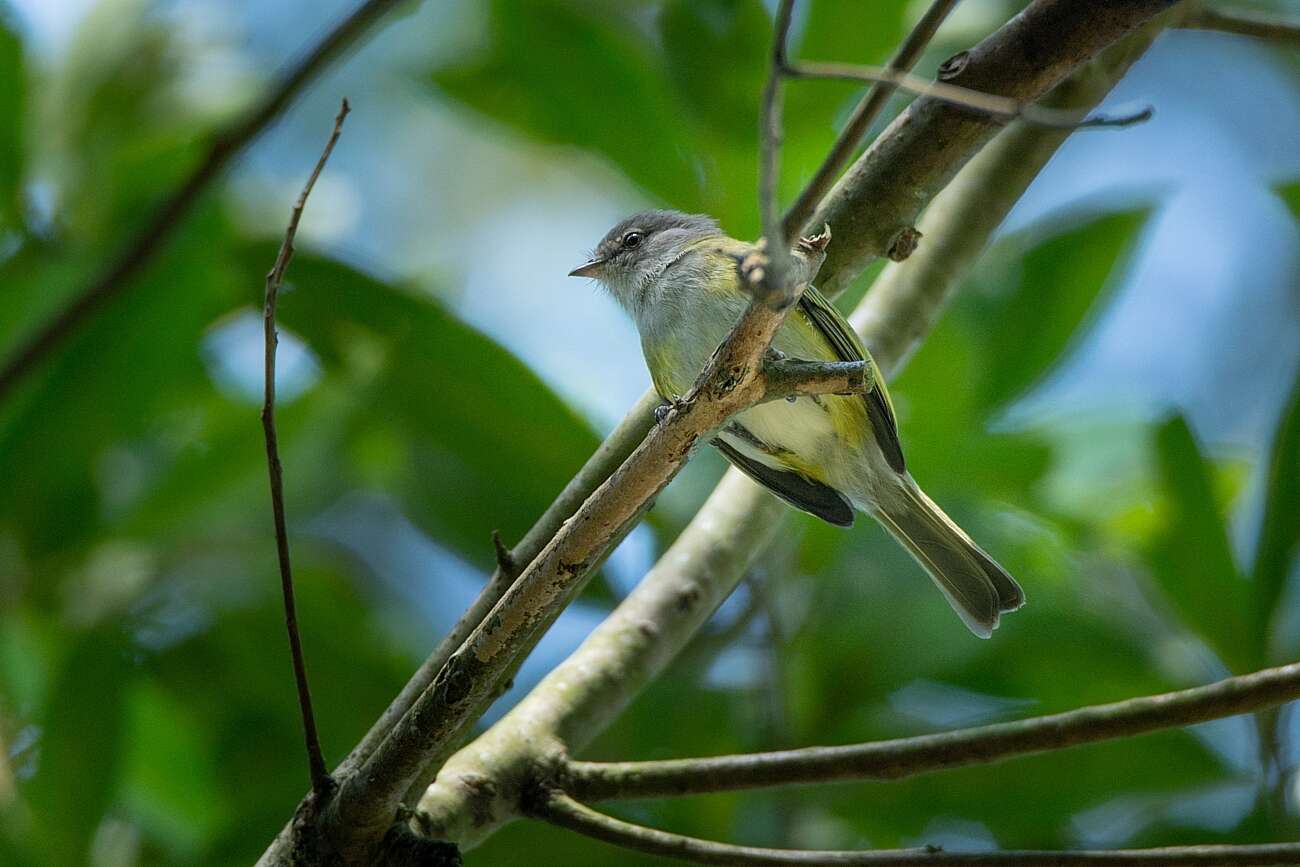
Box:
[1183,4,1300,48]
[0,0,414,403]
[261,99,350,798]
[562,661,1300,801]
[813,0,1180,297]
[415,15,1168,847]
[534,791,1300,866]
[783,0,961,239]
[330,244,826,846]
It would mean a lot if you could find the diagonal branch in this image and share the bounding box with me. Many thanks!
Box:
[0,0,415,404]
[329,238,829,849]
[261,98,351,798]
[757,0,798,293]
[561,661,1300,801]
[783,0,961,239]
[1182,3,1300,48]
[533,790,1300,866]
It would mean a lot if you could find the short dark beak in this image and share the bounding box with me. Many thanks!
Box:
[568,258,605,278]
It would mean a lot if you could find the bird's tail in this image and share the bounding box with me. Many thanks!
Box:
[872,480,1024,638]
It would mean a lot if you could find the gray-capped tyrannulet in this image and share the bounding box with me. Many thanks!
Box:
[571,210,1023,637]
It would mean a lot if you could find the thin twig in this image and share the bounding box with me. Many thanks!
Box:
[562,660,1300,801]
[784,62,1153,131]
[533,790,1300,866]
[757,0,798,299]
[0,0,411,404]
[261,98,350,797]
[1184,4,1300,48]
[783,0,961,239]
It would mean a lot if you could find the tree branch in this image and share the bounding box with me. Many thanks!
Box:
[783,62,1152,131]
[329,239,827,849]
[561,661,1300,801]
[783,0,961,240]
[0,0,414,404]
[261,99,349,799]
[760,358,870,402]
[812,0,1180,298]
[414,12,1170,848]
[1182,4,1300,48]
[533,790,1300,866]
[758,0,798,293]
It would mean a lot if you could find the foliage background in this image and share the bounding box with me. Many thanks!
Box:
[0,0,1298,864]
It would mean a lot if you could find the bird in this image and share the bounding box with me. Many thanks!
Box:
[570,209,1024,637]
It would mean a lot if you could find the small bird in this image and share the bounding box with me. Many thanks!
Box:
[570,210,1024,637]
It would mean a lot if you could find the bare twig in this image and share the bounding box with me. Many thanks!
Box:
[533,790,1300,866]
[562,661,1300,801]
[0,0,413,404]
[757,0,799,300]
[784,62,1153,131]
[261,99,350,797]
[783,0,961,239]
[1183,4,1300,48]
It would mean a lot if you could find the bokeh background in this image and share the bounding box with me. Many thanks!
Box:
[1,0,1298,864]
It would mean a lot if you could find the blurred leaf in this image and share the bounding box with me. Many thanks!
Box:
[0,12,23,226]
[1252,364,1300,644]
[969,209,1147,414]
[25,628,130,866]
[660,0,768,142]
[268,251,602,570]
[1147,414,1253,670]
[1277,179,1300,219]
[432,0,697,206]
[0,207,241,568]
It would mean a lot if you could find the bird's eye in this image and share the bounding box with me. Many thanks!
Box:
[622,231,642,249]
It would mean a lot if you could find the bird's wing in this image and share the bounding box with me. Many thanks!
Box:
[797,287,906,474]
[713,435,855,527]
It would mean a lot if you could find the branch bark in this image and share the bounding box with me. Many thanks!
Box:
[0,0,415,403]
[414,12,1169,848]
[561,661,1300,800]
[533,791,1300,866]
[261,98,350,799]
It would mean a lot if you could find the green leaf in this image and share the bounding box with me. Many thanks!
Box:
[1277,179,1300,220]
[432,0,698,207]
[0,12,24,226]
[25,628,130,866]
[269,251,602,569]
[968,208,1148,414]
[1147,414,1254,670]
[1252,364,1300,644]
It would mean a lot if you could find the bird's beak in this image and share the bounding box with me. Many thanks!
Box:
[568,258,605,278]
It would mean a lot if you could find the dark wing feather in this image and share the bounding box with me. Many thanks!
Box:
[797,288,906,474]
[713,438,855,527]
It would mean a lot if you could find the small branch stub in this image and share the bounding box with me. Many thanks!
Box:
[886,227,922,262]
